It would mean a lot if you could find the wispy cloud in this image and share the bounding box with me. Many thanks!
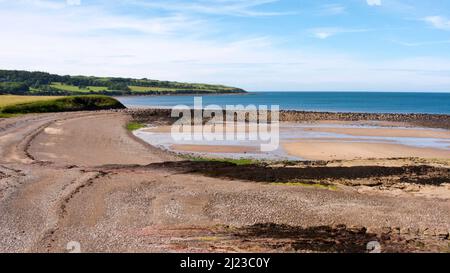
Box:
[128,0,296,17]
[423,16,450,31]
[310,27,370,39]
[66,0,81,6]
[0,0,66,9]
[0,0,450,91]
[366,0,382,7]
[319,4,346,15]
[0,1,208,37]
[390,39,450,47]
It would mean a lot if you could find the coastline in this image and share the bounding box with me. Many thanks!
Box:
[114,91,250,98]
[115,91,450,116]
[126,108,450,130]
[127,107,450,162]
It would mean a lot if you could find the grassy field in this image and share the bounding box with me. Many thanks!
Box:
[50,83,108,93]
[128,86,161,92]
[88,86,109,92]
[128,86,195,92]
[0,95,125,115]
[126,121,146,131]
[51,83,237,94]
[0,70,245,96]
[128,85,239,93]
[0,95,63,108]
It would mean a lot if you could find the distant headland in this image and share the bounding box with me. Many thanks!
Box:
[0,69,246,96]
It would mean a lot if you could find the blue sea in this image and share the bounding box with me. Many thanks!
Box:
[117,92,450,114]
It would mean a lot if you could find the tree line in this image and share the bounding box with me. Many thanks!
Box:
[0,69,244,95]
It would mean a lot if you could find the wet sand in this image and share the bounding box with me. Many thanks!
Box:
[283,142,450,161]
[138,121,450,161]
[281,124,450,160]
[300,126,450,139]
[143,124,262,134]
[170,144,260,154]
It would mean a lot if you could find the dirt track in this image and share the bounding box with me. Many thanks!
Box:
[0,111,449,253]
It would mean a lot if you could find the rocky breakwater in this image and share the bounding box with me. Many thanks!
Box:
[280,111,450,130]
[125,108,450,130]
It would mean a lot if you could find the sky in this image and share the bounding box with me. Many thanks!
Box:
[1,0,450,91]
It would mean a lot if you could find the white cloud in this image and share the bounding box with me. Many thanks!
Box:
[319,4,346,15]
[314,31,334,39]
[390,39,450,47]
[8,0,66,9]
[310,27,370,39]
[423,16,450,31]
[366,0,381,6]
[0,0,450,91]
[129,0,295,17]
[66,0,81,6]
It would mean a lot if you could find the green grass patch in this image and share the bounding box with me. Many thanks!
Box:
[50,83,108,93]
[87,86,109,92]
[0,95,63,118]
[271,182,338,191]
[50,83,234,94]
[185,156,260,166]
[129,86,191,92]
[0,113,21,118]
[128,85,231,93]
[128,86,163,92]
[126,121,146,131]
[1,95,125,114]
[50,83,86,92]
[0,95,62,108]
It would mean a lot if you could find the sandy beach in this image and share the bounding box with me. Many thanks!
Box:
[136,119,450,161]
[299,126,450,139]
[170,144,261,154]
[283,142,450,161]
[1,109,449,253]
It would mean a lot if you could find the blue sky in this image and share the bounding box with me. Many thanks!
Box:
[1,0,450,91]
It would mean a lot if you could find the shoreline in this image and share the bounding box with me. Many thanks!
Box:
[115,91,450,116]
[114,92,250,99]
[134,121,450,161]
[125,108,450,130]
[129,108,450,161]
[119,104,450,115]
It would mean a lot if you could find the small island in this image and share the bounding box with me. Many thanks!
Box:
[0,69,246,96]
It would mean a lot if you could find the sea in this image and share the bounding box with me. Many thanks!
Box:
[116,92,450,114]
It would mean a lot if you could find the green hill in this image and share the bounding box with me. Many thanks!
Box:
[0,69,246,96]
[1,95,125,115]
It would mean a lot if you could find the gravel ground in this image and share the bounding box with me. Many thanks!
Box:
[0,111,449,253]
